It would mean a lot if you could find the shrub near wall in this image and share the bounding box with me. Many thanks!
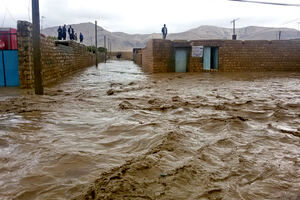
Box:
[17,21,103,89]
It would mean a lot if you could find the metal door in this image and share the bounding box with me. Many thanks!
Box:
[212,48,218,70]
[175,48,188,72]
[0,50,19,87]
[203,47,211,70]
[0,51,5,86]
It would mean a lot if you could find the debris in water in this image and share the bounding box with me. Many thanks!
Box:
[106,89,115,96]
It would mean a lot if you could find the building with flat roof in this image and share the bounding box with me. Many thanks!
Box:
[134,39,300,73]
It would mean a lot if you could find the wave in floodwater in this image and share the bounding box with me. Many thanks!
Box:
[0,61,299,200]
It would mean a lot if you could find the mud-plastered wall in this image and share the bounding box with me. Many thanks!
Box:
[17,21,104,89]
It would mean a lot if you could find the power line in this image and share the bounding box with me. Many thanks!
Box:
[6,8,17,23]
[1,0,17,27]
[282,18,300,25]
[28,0,31,21]
[229,0,300,7]
[1,10,7,27]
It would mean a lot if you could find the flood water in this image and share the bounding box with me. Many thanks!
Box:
[0,61,299,200]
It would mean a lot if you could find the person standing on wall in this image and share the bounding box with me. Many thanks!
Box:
[74,33,78,41]
[57,26,62,40]
[68,25,73,40]
[162,24,168,39]
[80,32,84,43]
[71,27,75,40]
[62,25,67,40]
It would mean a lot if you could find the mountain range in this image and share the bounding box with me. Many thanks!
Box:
[42,23,300,51]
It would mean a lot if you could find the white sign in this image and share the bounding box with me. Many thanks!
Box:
[192,46,203,57]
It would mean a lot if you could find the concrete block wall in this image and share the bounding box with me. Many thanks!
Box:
[190,40,226,72]
[192,40,300,72]
[139,39,300,73]
[141,40,154,72]
[152,39,172,73]
[134,49,142,66]
[17,21,104,88]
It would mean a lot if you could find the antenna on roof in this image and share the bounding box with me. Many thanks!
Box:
[231,18,239,40]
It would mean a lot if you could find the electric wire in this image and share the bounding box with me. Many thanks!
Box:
[5,8,17,23]
[1,0,17,27]
[28,0,31,22]
[1,9,7,27]
[229,0,300,7]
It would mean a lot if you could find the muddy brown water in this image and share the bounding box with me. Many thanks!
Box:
[0,61,299,200]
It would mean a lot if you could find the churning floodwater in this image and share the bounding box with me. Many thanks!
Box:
[0,61,299,200]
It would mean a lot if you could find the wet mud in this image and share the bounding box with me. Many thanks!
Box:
[0,61,299,200]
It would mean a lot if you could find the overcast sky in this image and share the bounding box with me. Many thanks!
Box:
[1,0,300,33]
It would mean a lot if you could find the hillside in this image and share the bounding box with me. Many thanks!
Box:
[42,23,300,51]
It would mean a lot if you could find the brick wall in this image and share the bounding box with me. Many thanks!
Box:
[134,49,142,66]
[139,39,300,73]
[152,39,172,73]
[141,40,154,72]
[17,21,104,89]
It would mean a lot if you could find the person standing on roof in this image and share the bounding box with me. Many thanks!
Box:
[71,27,75,40]
[161,24,168,39]
[68,25,73,40]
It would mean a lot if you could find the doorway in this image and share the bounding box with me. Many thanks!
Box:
[175,48,188,72]
[203,47,218,70]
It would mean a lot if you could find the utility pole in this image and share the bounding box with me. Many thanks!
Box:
[109,41,111,56]
[32,0,44,95]
[297,22,300,38]
[104,35,107,63]
[231,18,239,40]
[95,20,98,67]
[41,16,46,31]
[278,30,282,40]
[108,38,110,59]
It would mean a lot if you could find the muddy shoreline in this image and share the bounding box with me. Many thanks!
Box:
[0,61,299,200]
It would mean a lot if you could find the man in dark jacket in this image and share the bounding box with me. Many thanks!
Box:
[57,26,62,40]
[68,25,73,40]
[80,32,84,43]
[161,24,168,39]
[62,25,67,40]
